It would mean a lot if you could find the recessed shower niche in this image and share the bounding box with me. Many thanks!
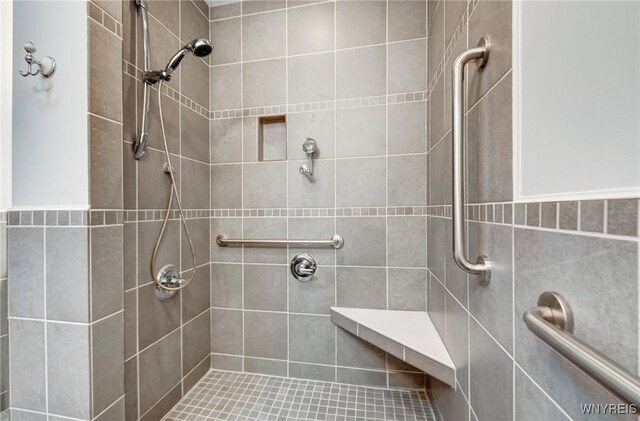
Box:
[258,115,287,161]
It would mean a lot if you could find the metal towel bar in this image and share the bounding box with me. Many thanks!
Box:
[524,291,640,406]
[451,36,493,285]
[216,234,344,249]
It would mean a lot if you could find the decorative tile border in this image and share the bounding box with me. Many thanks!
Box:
[426,198,639,238]
[122,61,209,119]
[8,210,89,227]
[88,1,123,39]
[211,91,428,120]
[428,0,477,93]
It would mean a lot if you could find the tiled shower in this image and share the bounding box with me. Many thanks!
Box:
[1,0,639,420]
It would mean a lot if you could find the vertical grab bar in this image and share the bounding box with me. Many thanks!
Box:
[451,36,492,285]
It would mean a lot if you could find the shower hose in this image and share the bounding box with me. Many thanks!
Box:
[150,80,197,292]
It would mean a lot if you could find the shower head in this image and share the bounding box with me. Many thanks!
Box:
[163,38,213,78]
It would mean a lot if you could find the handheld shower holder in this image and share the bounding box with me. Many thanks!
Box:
[299,138,317,176]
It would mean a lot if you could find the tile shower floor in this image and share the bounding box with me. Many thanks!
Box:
[164,370,436,421]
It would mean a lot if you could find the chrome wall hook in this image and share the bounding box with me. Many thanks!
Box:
[18,41,56,78]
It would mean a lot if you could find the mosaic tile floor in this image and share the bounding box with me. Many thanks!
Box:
[164,370,436,421]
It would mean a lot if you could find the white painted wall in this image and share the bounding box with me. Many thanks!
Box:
[12,0,88,208]
[515,1,640,201]
[0,0,13,210]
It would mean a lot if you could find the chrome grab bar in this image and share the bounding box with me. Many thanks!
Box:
[216,234,344,249]
[451,36,492,285]
[524,292,640,406]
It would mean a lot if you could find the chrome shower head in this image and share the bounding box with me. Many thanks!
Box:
[164,38,213,77]
[189,38,213,57]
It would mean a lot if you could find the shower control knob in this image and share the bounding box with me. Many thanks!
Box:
[291,253,317,282]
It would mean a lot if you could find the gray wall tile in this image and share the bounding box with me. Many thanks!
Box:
[388,154,427,206]
[388,268,427,311]
[336,266,386,309]
[388,101,427,155]
[137,283,180,350]
[242,10,286,61]
[244,357,288,377]
[469,317,513,421]
[211,118,243,164]
[211,18,241,65]
[515,367,569,421]
[336,217,386,266]
[211,64,241,111]
[211,308,243,355]
[8,227,44,318]
[388,0,426,42]
[337,368,386,387]
[388,39,426,94]
[47,322,91,419]
[211,263,243,308]
[138,330,181,414]
[244,311,288,359]
[92,312,124,417]
[607,199,638,236]
[337,327,386,370]
[10,319,46,411]
[336,46,386,99]
[288,2,334,55]
[580,200,605,233]
[289,362,336,382]
[182,262,210,322]
[466,73,513,203]
[288,53,335,104]
[46,228,89,322]
[244,264,287,311]
[91,225,124,321]
[243,162,287,208]
[243,59,286,107]
[336,0,386,49]
[289,314,335,365]
[336,157,386,207]
[211,164,242,209]
[182,310,211,374]
[468,221,513,351]
[388,216,426,268]
[336,106,386,158]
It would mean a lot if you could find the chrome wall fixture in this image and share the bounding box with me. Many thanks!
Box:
[133,0,212,160]
[451,36,492,285]
[18,41,56,78]
[290,253,317,281]
[299,138,317,176]
[216,234,344,249]
[524,291,640,406]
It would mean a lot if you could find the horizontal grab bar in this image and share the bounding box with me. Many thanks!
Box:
[523,292,640,406]
[216,234,344,249]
